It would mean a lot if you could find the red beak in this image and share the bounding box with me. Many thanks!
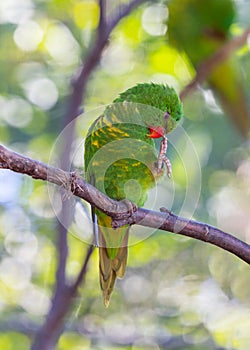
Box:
[148,126,165,139]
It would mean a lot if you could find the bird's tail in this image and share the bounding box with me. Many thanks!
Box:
[98,228,129,307]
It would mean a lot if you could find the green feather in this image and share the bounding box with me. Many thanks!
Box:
[84,83,183,306]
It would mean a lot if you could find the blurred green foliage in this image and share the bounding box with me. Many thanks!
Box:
[0,0,250,349]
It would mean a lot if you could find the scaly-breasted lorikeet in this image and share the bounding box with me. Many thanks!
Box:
[84,83,183,306]
[167,0,250,138]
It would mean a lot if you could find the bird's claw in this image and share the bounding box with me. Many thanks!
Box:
[120,199,137,224]
[156,136,172,177]
[112,199,137,228]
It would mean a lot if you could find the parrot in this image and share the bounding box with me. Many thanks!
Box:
[167,0,250,138]
[84,83,183,306]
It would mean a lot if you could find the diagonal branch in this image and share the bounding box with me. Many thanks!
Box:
[180,27,250,100]
[1,144,250,265]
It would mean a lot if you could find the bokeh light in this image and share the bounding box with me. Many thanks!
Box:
[23,78,58,110]
[14,20,43,51]
[0,0,34,24]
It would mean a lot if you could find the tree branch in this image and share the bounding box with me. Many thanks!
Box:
[2,5,248,349]
[180,27,250,100]
[1,144,250,265]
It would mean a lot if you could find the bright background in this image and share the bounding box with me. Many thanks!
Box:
[0,0,250,349]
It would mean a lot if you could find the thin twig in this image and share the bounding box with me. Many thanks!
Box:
[72,242,95,291]
[98,0,107,32]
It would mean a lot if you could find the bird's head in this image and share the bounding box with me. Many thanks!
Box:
[114,83,183,137]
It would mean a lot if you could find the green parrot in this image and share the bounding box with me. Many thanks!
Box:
[167,0,250,137]
[84,83,183,306]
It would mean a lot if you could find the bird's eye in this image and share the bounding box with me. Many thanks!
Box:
[164,111,170,129]
[164,111,170,120]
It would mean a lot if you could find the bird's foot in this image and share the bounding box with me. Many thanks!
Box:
[120,199,137,224]
[112,199,137,228]
[156,136,172,178]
